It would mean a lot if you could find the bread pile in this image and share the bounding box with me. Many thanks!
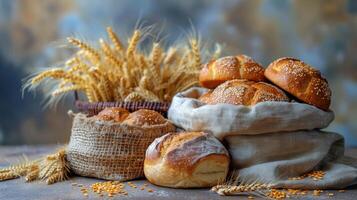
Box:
[69,55,333,188]
[159,55,336,189]
[96,107,168,126]
[199,55,331,110]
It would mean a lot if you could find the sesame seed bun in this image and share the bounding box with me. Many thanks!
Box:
[123,109,167,126]
[199,55,266,89]
[265,57,331,110]
[201,79,289,105]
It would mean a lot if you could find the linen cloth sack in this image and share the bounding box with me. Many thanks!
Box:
[226,130,357,189]
[168,87,357,189]
[67,113,175,181]
[168,87,334,140]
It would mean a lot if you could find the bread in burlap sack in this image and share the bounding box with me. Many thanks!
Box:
[67,113,175,181]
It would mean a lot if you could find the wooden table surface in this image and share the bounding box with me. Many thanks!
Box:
[1,145,357,200]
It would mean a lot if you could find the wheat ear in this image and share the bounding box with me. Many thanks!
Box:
[189,38,201,70]
[67,37,100,63]
[126,30,141,57]
[52,85,85,96]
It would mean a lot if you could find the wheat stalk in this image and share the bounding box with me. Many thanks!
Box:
[0,148,70,185]
[25,26,221,105]
[106,27,124,54]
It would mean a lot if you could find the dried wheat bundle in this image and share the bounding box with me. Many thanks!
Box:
[0,148,70,185]
[24,26,222,105]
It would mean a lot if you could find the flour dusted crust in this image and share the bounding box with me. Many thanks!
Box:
[199,55,266,89]
[265,57,331,110]
[201,79,289,105]
[144,132,230,188]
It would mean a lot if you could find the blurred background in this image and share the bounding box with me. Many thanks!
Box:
[0,0,356,146]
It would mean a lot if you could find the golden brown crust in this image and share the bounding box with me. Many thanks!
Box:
[144,132,230,188]
[265,57,331,110]
[199,55,266,89]
[203,79,289,105]
[96,107,130,122]
[123,109,167,126]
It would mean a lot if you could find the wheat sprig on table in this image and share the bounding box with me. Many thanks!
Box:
[0,148,70,185]
[24,26,220,104]
[211,170,274,198]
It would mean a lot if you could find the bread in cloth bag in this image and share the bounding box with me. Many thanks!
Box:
[200,79,289,105]
[168,87,334,140]
[144,131,230,188]
[67,109,175,181]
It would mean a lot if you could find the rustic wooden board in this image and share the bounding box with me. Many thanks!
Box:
[1,145,357,200]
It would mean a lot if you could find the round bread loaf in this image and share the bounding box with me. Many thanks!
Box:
[123,109,167,126]
[96,107,130,122]
[265,57,331,110]
[144,131,230,188]
[199,55,266,89]
[202,79,289,105]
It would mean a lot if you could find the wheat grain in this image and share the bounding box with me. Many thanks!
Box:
[151,43,162,70]
[25,165,39,182]
[0,171,18,181]
[126,30,141,58]
[67,37,100,63]
[31,69,65,84]
[163,47,177,65]
[107,26,124,53]
[52,85,85,96]
[189,39,201,69]
[99,38,122,68]
[124,92,144,102]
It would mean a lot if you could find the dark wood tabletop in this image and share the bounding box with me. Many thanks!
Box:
[0,145,356,200]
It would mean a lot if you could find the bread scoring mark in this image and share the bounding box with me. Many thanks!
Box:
[165,132,229,170]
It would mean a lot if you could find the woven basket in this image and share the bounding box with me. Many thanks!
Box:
[66,113,175,181]
[73,91,171,116]
[75,100,170,116]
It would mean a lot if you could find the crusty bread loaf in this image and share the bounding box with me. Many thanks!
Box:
[199,55,266,89]
[201,79,289,105]
[123,109,167,126]
[96,107,130,122]
[144,132,230,188]
[265,57,331,110]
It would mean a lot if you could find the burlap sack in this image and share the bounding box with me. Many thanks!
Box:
[67,113,175,181]
[168,87,334,140]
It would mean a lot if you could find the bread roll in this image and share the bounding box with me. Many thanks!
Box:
[144,132,230,188]
[265,57,331,110]
[96,107,130,122]
[202,79,289,105]
[199,55,265,89]
[123,109,167,126]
